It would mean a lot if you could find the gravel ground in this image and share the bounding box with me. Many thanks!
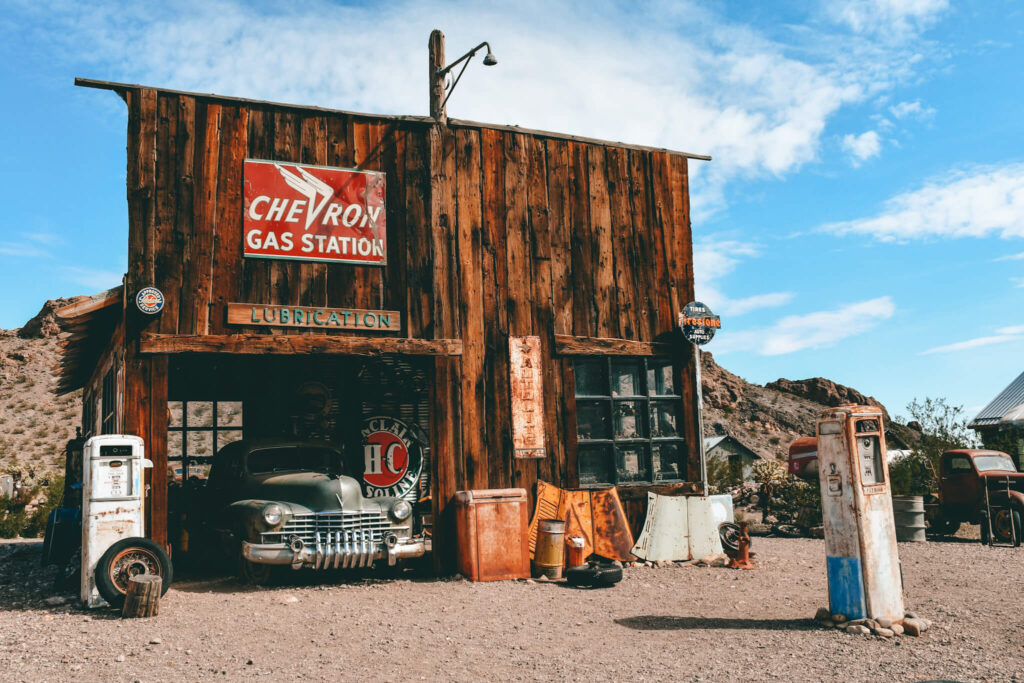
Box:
[2,533,1022,682]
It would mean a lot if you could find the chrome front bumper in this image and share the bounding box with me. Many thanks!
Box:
[242,531,428,570]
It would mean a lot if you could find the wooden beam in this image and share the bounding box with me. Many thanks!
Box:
[554,334,673,357]
[55,287,123,320]
[138,333,463,356]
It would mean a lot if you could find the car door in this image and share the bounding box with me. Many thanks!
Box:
[941,453,976,517]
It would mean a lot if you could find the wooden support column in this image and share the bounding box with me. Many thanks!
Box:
[429,30,446,123]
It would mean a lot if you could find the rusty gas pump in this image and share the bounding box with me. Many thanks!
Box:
[816,405,903,623]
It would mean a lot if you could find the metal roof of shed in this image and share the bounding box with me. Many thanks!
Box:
[970,370,1024,428]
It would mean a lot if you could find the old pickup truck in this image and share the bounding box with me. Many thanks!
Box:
[926,449,1023,546]
[197,439,428,583]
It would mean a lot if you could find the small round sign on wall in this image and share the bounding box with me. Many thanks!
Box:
[135,287,165,315]
[361,416,424,500]
[678,301,720,346]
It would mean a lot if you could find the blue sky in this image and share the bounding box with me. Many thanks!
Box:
[1,0,1022,420]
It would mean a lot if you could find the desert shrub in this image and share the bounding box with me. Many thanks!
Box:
[22,475,64,538]
[706,456,743,493]
[890,397,977,496]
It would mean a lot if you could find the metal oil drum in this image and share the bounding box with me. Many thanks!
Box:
[892,495,927,542]
[533,519,566,579]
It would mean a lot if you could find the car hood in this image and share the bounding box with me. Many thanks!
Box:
[245,471,387,513]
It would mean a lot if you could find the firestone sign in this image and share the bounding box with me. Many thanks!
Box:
[243,159,386,265]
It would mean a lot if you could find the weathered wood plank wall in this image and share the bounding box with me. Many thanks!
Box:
[118,85,698,554]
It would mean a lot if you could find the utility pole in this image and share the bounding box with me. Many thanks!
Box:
[429,29,446,123]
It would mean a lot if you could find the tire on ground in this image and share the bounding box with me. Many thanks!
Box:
[95,537,172,609]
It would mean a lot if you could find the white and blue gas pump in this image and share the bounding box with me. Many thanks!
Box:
[816,405,904,623]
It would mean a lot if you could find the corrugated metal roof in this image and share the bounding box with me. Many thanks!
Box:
[970,370,1024,427]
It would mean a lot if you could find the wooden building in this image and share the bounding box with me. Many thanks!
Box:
[56,32,710,571]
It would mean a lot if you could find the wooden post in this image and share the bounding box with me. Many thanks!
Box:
[429,29,446,123]
[121,574,162,618]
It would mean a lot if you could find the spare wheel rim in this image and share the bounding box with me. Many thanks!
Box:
[108,547,161,594]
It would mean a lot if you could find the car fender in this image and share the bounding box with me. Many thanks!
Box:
[226,499,312,540]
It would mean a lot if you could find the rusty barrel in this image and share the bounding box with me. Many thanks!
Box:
[533,519,566,579]
[892,495,926,542]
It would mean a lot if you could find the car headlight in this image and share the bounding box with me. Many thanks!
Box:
[391,500,412,521]
[263,504,283,526]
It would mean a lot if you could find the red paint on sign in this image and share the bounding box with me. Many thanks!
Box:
[243,159,386,265]
[363,430,409,488]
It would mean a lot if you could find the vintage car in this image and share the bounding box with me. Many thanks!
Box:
[926,449,1023,545]
[198,439,428,583]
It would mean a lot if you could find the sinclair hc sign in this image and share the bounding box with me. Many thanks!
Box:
[243,159,386,265]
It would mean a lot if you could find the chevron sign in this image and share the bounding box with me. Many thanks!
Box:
[242,159,387,265]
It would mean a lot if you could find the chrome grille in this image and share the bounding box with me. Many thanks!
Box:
[261,510,391,545]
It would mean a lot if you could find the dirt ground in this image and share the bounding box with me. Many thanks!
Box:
[1,533,1022,683]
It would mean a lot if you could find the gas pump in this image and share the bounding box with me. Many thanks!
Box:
[816,405,903,623]
[81,435,171,608]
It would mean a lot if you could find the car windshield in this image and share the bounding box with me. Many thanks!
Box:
[247,446,338,474]
[974,454,1017,472]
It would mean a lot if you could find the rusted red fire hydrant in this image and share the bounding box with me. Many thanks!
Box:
[728,522,756,570]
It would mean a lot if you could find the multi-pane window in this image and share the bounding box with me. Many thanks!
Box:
[167,400,243,481]
[573,357,685,486]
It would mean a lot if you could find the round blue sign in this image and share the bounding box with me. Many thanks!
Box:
[136,287,164,315]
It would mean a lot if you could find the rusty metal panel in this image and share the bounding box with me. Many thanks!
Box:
[527,480,636,562]
[509,336,546,459]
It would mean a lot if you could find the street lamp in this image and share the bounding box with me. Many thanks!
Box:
[437,41,498,111]
[428,31,497,121]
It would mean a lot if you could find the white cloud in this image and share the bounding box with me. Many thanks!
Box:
[693,240,793,317]
[14,0,949,219]
[829,0,949,39]
[994,251,1024,261]
[824,163,1024,241]
[922,332,1024,354]
[889,99,935,120]
[0,241,50,258]
[713,296,895,355]
[63,266,123,291]
[1013,277,1024,288]
[841,130,882,165]
[997,325,1024,335]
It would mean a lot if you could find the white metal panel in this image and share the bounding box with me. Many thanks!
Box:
[631,493,689,561]
[708,494,734,525]
[687,496,724,558]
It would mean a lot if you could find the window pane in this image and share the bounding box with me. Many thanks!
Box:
[574,359,606,396]
[613,401,645,439]
[185,460,212,481]
[168,401,183,428]
[187,430,214,459]
[652,442,682,481]
[168,430,183,459]
[187,401,215,428]
[610,361,642,397]
[578,444,613,486]
[650,401,679,437]
[217,429,243,451]
[647,360,676,396]
[576,401,611,440]
[218,401,243,427]
[616,444,649,483]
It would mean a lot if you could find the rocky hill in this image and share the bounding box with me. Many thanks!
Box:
[0,298,920,482]
[701,351,919,461]
[0,301,83,482]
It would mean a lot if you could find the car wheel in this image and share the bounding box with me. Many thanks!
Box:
[925,512,960,537]
[718,523,741,552]
[236,543,276,586]
[993,509,1022,547]
[95,538,173,609]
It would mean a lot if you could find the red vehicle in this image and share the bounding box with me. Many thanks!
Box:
[788,436,818,479]
[927,449,1023,545]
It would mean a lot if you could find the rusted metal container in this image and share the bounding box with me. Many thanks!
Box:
[533,519,566,579]
[454,488,530,582]
[892,496,926,542]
